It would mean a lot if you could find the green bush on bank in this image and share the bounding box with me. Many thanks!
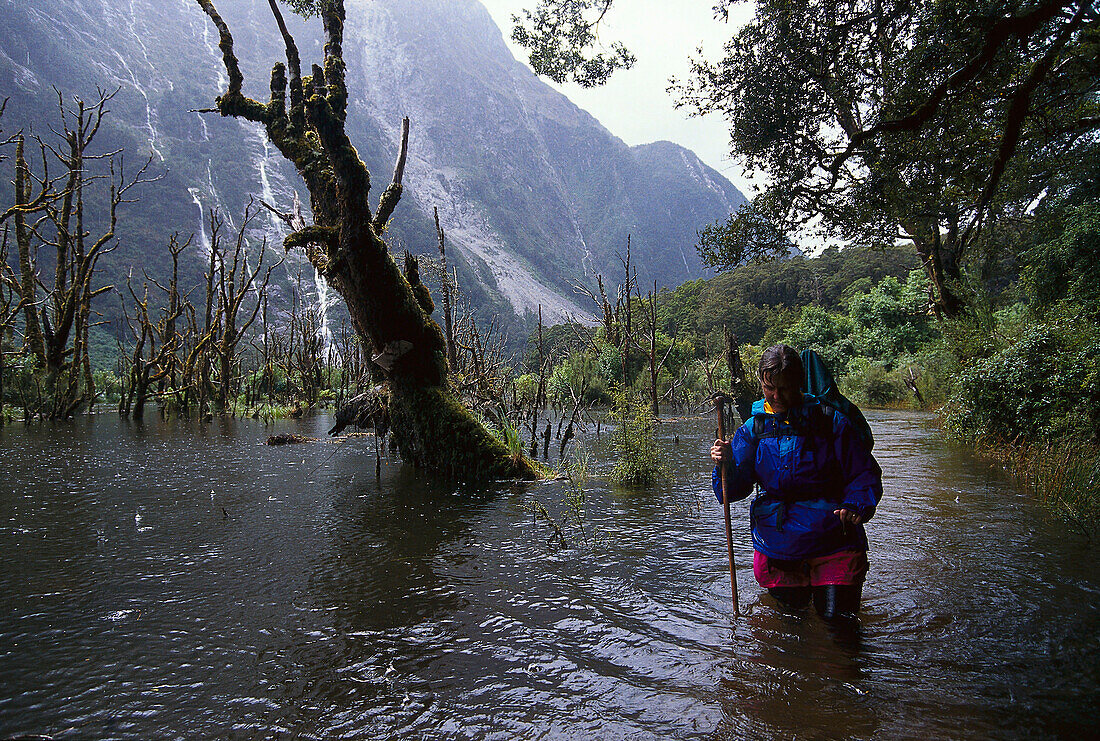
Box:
[934,190,1100,530]
[944,316,1100,444]
[781,269,947,410]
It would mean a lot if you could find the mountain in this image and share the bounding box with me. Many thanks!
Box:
[0,0,746,333]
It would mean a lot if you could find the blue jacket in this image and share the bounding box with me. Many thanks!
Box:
[712,396,883,560]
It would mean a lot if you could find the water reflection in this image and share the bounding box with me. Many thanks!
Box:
[0,411,1097,739]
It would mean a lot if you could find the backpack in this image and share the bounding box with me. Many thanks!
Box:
[799,348,875,451]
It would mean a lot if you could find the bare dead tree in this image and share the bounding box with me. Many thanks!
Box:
[433,206,458,371]
[904,366,926,409]
[211,205,277,415]
[0,226,30,422]
[633,280,675,417]
[558,378,591,461]
[120,276,184,421]
[570,236,638,391]
[617,237,636,386]
[723,327,754,424]
[528,306,550,457]
[7,90,157,418]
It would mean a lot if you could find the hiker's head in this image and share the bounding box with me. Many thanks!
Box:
[758,344,804,414]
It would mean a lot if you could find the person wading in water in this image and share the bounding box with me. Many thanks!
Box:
[710,344,883,618]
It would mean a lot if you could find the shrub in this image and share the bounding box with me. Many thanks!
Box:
[894,342,959,409]
[783,305,854,375]
[842,360,906,406]
[847,271,938,367]
[609,393,668,487]
[945,317,1100,443]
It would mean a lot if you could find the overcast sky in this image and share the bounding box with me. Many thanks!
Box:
[478,0,759,198]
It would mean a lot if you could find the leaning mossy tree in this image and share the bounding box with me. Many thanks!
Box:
[194,0,536,480]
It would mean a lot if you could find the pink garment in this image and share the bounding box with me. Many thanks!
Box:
[753,549,868,588]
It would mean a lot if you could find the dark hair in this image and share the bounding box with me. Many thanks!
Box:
[758,344,804,383]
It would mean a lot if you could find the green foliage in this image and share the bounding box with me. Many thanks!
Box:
[92,371,123,404]
[282,0,333,20]
[847,271,938,367]
[2,358,40,409]
[696,204,792,271]
[608,393,668,487]
[784,305,855,376]
[511,0,635,87]
[1023,202,1100,317]
[596,344,623,387]
[517,244,932,416]
[842,360,906,407]
[484,408,526,460]
[513,373,541,406]
[945,316,1100,443]
[547,351,609,406]
[659,245,919,347]
[779,268,944,407]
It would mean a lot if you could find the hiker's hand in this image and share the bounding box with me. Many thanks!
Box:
[834,508,862,526]
[711,439,731,464]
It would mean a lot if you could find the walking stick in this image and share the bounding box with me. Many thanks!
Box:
[713,393,740,617]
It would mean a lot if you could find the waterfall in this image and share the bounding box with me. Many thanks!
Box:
[188,187,211,257]
[94,0,165,161]
[251,128,334,346]
[179,0,210,141]
[200,10,228,91]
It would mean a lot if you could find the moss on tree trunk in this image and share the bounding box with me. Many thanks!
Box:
[196,0,537,481]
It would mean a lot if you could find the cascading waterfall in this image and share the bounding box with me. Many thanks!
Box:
[186,163,230,261]
[179,0,210,140]
[200,8,228,91]
[96,0,164,161]
[183,6,226,261]
[308,229,336,348]
[206,162,232,231]
[188,187,212,257]
[252,127,335,347]
[110,48,164,161]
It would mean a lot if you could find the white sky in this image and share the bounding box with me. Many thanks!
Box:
[478,0,760,198]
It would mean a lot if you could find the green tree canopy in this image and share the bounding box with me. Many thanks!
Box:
[510,0,635,87]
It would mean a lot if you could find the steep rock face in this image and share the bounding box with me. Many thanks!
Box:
[0,0,746,329]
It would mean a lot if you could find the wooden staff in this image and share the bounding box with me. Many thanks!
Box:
[713,393,740,617]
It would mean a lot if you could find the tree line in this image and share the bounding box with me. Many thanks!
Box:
[512,0,1099,518]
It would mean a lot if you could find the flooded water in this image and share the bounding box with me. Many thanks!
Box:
[1,410,1096,739]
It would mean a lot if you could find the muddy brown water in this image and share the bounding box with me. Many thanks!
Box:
[1,410,1096,739]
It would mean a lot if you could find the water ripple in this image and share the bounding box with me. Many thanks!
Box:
[0,412,1096,739]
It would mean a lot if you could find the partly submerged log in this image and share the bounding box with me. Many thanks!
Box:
[266,433,316,445]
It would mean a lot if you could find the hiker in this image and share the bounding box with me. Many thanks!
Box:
[709,344,883,619]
